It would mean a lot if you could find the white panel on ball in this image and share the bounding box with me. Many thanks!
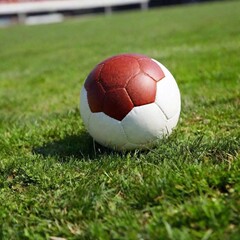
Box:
[80,86,92,129]
[166,110,181,134]
[122,103,168,145]
[88,112,127,149]
[152,59,181,120]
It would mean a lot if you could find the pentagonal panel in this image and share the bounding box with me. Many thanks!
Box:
[153,60,181,120]
[138,58,165,82]
[121,103,168,145]
[80,86,92,129]
[126,72,156,106]
[88,112,127,149]
[103,88,134,121]
[84,63,104,91]
[99,56,140,90]
[87,81,105,112]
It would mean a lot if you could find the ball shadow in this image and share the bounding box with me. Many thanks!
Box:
[32,131,114,161]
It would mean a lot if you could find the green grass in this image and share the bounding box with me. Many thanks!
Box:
[0,1,240,239]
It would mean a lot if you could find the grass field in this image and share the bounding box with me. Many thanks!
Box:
[0,1,240,239]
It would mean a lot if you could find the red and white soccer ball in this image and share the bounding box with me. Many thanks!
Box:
[80,54,181,150]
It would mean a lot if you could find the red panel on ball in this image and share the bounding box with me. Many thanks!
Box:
[138,58,165,82]
[126,72,156,106]
[99,56,140,90]
[87,81,105,112]
[85,63,104,91]
[103,89,134,121]
[84,54,165,120]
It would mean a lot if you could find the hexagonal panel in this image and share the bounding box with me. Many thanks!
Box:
[99,56,140,90]
[126,72,156,106]
[154,61,181,119]
[88,112,127,149]
[84,63,104,91]
[87,81,106,113]
[138,58,165,82]
[103,88,134,121]
[121,103,168,145]
[166,110,181,135]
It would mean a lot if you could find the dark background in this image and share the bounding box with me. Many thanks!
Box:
[0,0,232,19]
[149,0,228,6]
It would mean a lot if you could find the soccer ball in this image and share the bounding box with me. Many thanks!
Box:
[80,54,181,150]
